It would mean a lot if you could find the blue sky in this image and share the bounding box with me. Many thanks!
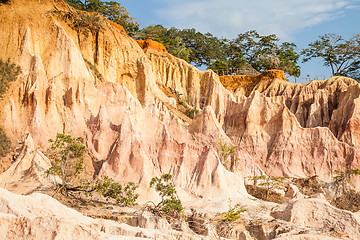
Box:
[121,0,360,82]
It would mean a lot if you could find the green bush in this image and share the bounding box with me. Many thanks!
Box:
[53,10,103,35]
[334,168,360,184]
[178,97,187,105]
[45,133,86,192]
[184,108,198,119]
[0,127,11,157]
[247,175,288,201]
[149,174,183,217]
[214,138,239,171]
[221,199,246,222]
[72,11,103,33]
[64,0,140,36]
[0,58,21,97]
[90,177,139,207]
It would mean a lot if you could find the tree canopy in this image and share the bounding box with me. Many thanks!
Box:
[63,1,360,80]
[225,31,300,76]
[63,1,301,77]
[137,27,301,77]
[301,33,360,79]
[65,0,139,36]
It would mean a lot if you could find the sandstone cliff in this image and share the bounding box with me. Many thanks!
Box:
[219,72,360,180]
[0,0,250,203]
[1,0,360,239]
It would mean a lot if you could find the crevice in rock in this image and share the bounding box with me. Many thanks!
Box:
[93,31,99,65]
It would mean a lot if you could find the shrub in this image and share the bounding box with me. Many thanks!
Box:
[45,133,86,192]
[221,199,246,222]
[83,58,103,80]
[184,108,198,119]
[0,58,21,97]
[247,175,288,201]
[215,138,238,171]
[149,174,183,217]
[0,0,10,4]
[72,11,103,33]
[178,97,187,105]
[52,10,103,35]
[333,168,360,185]
[91,177,139,206]
[64,0,140,36]
[0,127,11,157]
[45,134,139,206]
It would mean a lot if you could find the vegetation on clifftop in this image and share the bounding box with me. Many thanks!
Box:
[137,26,301,77]
[302,33,360,80]
[64,0,139,36]
[61,1,360,80]
[0,0,10,4]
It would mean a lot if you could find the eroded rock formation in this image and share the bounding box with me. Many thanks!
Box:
[1,0,360,239]
[0,0,250,203]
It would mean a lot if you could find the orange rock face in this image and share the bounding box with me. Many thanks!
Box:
[0,0,249,203]
[136,39,168,53]
[2,1,360,239]
[2,0,360,190]
[219,69,287,96]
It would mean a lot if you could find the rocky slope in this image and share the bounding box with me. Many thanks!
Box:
[0,0,251,202]
[219,73,360,180]
[1,0,360,239]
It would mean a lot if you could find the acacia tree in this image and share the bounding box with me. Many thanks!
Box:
[46,133,86,193]
[301,33,360,79]
[149,174,183,217]
[177,29,227,67]
[137,25,225,66]
[227,30,300,77]
[137,25,192,61]
[137,27,300,76]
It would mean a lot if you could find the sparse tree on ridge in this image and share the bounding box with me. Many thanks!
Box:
[301,33,360,80]
[225,30,300,77]
[65,0,140,36]
[137,27,300,77]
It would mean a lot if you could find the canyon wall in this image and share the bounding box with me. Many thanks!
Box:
[1,0,360,201]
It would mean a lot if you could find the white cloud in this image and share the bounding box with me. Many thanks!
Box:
[155,0,355,40]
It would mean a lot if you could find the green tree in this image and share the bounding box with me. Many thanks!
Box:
[0,127,11,157]
[46,133,86,192]
[137,25,192,61]
[301,33,360,79]
[137,27,299,76]
[227,30,300,76]
[0,58,21,97]
[177,29,227,67]
[65,0,139,36]
[277,42,301,77]
[215,139,238,172]
[137,24,168,41]
[149,174,183,217]
[99,1,139,36]
[247,175,288,201]
[90,177,139,206]
[221,199,246,222]
[45,134,139,205]
[229,30,276,69]
[138,26,226,66]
